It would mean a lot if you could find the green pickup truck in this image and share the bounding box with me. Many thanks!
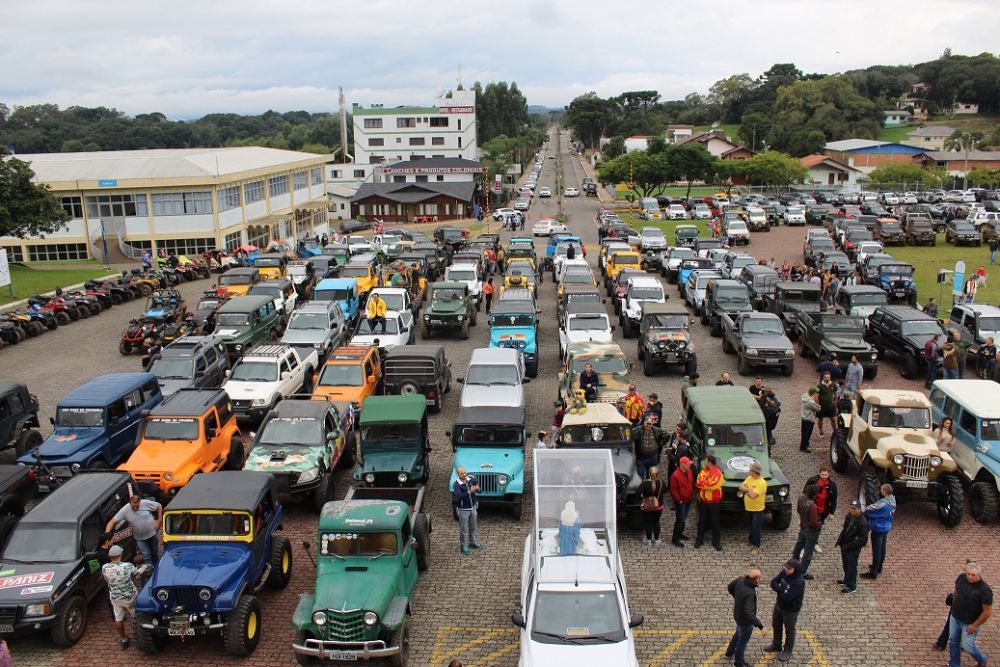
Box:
[292,485,430,666]
[794,311,879,379]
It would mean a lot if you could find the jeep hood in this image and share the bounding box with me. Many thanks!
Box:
[719,451,773,481]
[491,329,536,352]
[224,380,281,400]
[125,441,206,473]
[25,428,105,462]
[150,543,251,590]
[213,326,250,341]
[825,334,869,350]
[0,561,78,605]
[566,330,613,346]
[311,567,396,616]
[876,432,944,457]
[429,300,466,315]
[453,448,523,477]
[351,332,407,350]
[245,444,325,474]
[742,334,792,350]
[360,451,420,475]
[460,384,524,409]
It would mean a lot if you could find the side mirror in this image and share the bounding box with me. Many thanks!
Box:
[49,416,56,426]
[224,369,232,378]
[511,613,526,628]
[206,427,217,440]
[281,371,292,380]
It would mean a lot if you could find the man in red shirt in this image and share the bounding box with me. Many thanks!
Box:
[805,466,838,554]
[669,456,695,548]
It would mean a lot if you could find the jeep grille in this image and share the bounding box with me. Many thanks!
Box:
[372,472,402,486]
[902,455,930,480]
[757,349,786,359]
[231,399,252,410]
[0,607,17,624]
[476,473,500,495]
[169,586,210,612]
[324,610,366,641]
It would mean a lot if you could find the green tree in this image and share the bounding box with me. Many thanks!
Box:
[767,76,881,155]
[867,163,945,188]
[60,139,87,152]
[0,151,71,238]
[740,151,808,190]
[663,143,718,200]
[597,151,672,198]
[708,73,758,123]
[564,93,611,148]
[603,136,626,159]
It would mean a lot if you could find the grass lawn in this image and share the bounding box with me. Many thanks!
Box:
[694,124,741,141]
[618,214,712,239]
[0,263,114,305]
[886,235,998,305]
[613,185,723,201]
[878,125,915,143]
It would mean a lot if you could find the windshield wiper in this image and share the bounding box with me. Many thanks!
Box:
[532,630,617,644]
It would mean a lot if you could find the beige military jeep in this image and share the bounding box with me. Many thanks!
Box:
[829,388,964,527]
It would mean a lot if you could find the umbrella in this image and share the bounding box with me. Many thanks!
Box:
[235,244,258,253]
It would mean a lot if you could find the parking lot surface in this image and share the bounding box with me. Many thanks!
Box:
[4,134,998,667]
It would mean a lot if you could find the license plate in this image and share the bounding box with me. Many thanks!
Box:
[168,621,194,636]
[430,320,442,324]
[37,484,49,493]
[765,358,779,364]
[894,291,905,296]
[0,625,12,633]
[328,652,359,661]
[906,480,928,489]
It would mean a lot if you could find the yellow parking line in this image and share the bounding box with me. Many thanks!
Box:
[803,630,832,667]
[430,627,517,665]
[701,639,733,667]
[470,640,520,667]
[754,650,778,667]
[645,630,697,667]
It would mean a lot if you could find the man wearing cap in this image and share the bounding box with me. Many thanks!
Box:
[816,354,843,382]
[695,455,724,551]
[835,500,869,593]
[669,456,694,548]
[623,385,645,425]
[799,387,821,454]
[726,568,765,667]
[101,545,143,649]
[766,559,806,662]
[740,462,767,556]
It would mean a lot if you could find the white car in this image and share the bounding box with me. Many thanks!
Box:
[349,310,414,349]
[784,207,806,225]
[223,344,318,420]
[685,270,722,310]
[962,190,978,203]
[725,220,750,245]
[533,219,569,237]
[559,311,613,358]
[854,241,885,269]
[879,192,900,206]
[564,187,580,197]
[693,204,712,219]
[459,347,527,409]
[445,263,483,307]
[667,204,689,220]
[556,258,591,284]
[514,198,530,211]
[639,227,667,251]
[619,276,665,336]
[902,192,919,205]
[343,235,376,255]
[538,187,552,198]
[493,207,516,221]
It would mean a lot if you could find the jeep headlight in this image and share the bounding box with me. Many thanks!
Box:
[423,314,430,321]
[234,344,243,351]
[892,454,905,466]
[155,588,170,602]
[313,342,324,349]
[871,352,878,360]
[778,488,788,497]
[784,349,795,357]
[364,473,375,484]
[397,472,409,484]
[198,588,212,602]
[498,474,510,486]
[298,468,320,484]
[70,463,81,473]
[24,603,51,617]
[363,611,378,626]
[457,315,464,321]
[312,611,327,626]
[164,472,174,481]
[746,348,758,356]
[252,398,269,407]
[930,456,942,468]
[658,341,666,348]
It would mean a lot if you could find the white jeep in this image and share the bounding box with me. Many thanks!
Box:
[223,343,318,423]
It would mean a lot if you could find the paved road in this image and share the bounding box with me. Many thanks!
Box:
[5,131,997,667]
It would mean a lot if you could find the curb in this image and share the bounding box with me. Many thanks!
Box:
[0,272,124,314]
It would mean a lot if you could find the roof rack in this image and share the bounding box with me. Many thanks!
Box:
[243,343,293,358]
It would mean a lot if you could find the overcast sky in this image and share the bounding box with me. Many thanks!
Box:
[2,0,996,119]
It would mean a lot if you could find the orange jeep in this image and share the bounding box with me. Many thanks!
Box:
[120,388,243,498]
[312,345,382,408]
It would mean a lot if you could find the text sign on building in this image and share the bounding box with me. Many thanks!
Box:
[438,106,474,114]
[0,250,11,288]
[493,175,502,193]
[382,166,484,175]
[98,179,118,188]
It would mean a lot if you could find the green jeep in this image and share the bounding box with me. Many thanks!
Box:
[420,282,476,340]
[682,385,792,529]
[213,294,283,358]
[292,486,430,666]
[353,395,431,487]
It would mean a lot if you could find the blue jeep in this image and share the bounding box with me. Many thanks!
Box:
[17,373,162,492]
[488,298,539,378]
[877,262,917,305]
[313,278,360,324]
[546,233,580,259]
[133,471,291,656]
[448,406,528,520]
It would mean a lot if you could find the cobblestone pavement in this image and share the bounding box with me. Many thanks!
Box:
[3,135,998,667]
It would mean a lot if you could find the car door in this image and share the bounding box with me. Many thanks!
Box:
[324,408,342,469]
[193,354,209,388]
[953,409,979,479]
[399,517,419,593]
[80,508,108,599]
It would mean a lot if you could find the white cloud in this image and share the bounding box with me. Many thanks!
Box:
[0,0,996,116]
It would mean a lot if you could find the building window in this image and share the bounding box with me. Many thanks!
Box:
[294,171,308,190]
[245,180,265,203]
[85,194,147,218]
[393,175,406,183]
[396,118,416,128]
[369,138,385,147]
[150,191,213,216]
[370,156,385,164]
[268,175,289,197]
[411,155,424,160]
[157,237,214,255]
[217,185,241,211]
[436,175,445,182]
[430,117,448,128]
[409,137,425,146]
[363,118,383,129]
[330,170,342,179]
[28,243,88,261]
[396,138,402,144]
[224,230,242,251]
[416,175,428,183]
[0,246,24,262]
[432,137,445,146]
[423,204,438,215]
[311,167,322,185]
[353,169,366,178]
[458,137,462,148]
[61,196,84,218]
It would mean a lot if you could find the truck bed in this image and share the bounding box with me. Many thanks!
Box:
[344,485,424,513]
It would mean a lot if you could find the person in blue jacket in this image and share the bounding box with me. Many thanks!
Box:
[863,484,896,580]
[765,558,807,662]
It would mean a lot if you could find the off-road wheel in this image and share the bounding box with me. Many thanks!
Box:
[460,320,470,340]
[46,317,60,330]
[51,595,87,647]
[737,352,751,376]
[526,360,538,378]
[782,363,794,377]
[134,614,166,653]
[700,310,709,326]
[722,334,734,354]
[399,381,421,397]
[225,437,244,470]
[936,474,964,527]
[771,508,792,531]
[859,463,882,507]
[899,353,918,379]
[970,480,1000,523]
[139,284,153,296]
[864,365,878,380]
[67,307,80,322]
[110,293,123,306]
[89,303,103,316]
[266,536,293,589]
[797,339,810,357]
[643,355,655,377]
[685,357,698,376]
[76,307,89,320]
[420,322,430,339]
[710,317,722,337]
[829,428,850,473]
[119,340,132,356]
[622,318,633,338]
[15,429,42,457]
[413,513,431,572]
[223,595,262,656]
[389,622,410,667]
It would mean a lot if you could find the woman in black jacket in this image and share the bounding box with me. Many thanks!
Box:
[639,467,665,548]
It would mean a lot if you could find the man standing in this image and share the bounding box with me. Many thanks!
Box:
[924,334,941,388]
[845,355,864,393]
[623,384,645,425]
[669,456,694,548]
[924,297,939,318]
[740,462,767,557]
[791,485,822,580]
[990,236,999,265]
[101,545,145,649]
[534,431,551,449]
[726,568,765,667]
[948,561,992,667]
[695,455,724,551]
[762,391,781,454]
[805,466,838,553]
[106,495,162,565]
[365,292,387,335]
[942,339,960,379]
[482,278,495,313]
[835,500,869,593]
[749,376,766,403]
[633,418,666,481]
[453,467,482,556]
[816,355,844,382]
[952,330,971,378]
[643,392,663,426]
[716,372,735,386]
[863,484,896,580]
[766,559,806,662]
[978,336,997,379]
[800,387,821,453]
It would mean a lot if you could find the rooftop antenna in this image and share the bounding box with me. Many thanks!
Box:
[458,63,462,89]
[339,87,351,164]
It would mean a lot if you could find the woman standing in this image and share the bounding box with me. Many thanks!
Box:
[640,467,666,548]
[816,372,837,437]
[934,418,955,453]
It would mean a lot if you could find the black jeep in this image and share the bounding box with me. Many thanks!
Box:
[0,382,41,456]
[383,345,452,413]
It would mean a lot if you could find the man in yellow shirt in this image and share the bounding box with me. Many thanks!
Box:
[366,293,387,334]
[740,461,768,556]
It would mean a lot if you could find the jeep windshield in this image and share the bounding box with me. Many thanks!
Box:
[341,266,371,278]
[259,417,321,445]
[562,272,593,284]
[288,312,330,330]
[316,288,353,302]
[809,240,835,252]
[144,418,199,440]
[230,361,279,382]
[432,289,465,301]
[532,591,625,644]
[901,320,942,337]
[453,425,525,446]
[706,424,765,448]
[165,512,251,537]
[881,265,913,277]
[467,364,520,386]
[824,317,865,332]
[647,314,688,329]
[629,287,664,300]
[55,407,104,428]
[151,358,194,380]
[356,318,400,335]
[742,319,785,336]
[491,313,535,327]
[612,255,639,265]
[216,313,250,327]
[560,424,631,444]
[3,523,77,562]
[569,315,609,331]
[848,293,887,305]
[870,406,930,429]
[321,532,397,557]
[254,258,283,267]
[447,270,476,282]
[781,290,821,304]
[669,248,695,261]
[716,288,750,306]
[571,356,627,375]
[362,424,421,441]
[249,286,282,300]
[218,274,253,286]
[318,364,364,386]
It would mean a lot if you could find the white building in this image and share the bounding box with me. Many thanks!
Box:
[623,136,651,153]
[6,147,329,262]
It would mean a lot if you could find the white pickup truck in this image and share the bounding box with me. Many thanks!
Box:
[223,343,318,423]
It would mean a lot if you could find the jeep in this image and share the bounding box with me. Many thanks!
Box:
[253,253,289,281]
[314,278,361,325]
[312,345,382,407]
[149,336,230,397]
[701,279,753,337]
[662,246,696,282]
[682,385,792,529]
[637,302,696,376]
[795,312,879,378]
[224,343,318,424]
[945,219,982,246]
[353,395,431,487]
[382,345,451,413]
[292,485,430,665]
[448,406,528,519]
[866,305,946,379]
[874,218,906,246]
[902,212,936,246]
[603,250,641,291]
[0,381,42,456]
[134,471,291,655]
[558,342,631,406]
[877,262,917,305]
[249,277,298,323]
[212,295,283,359]
[122,388,244,498]
[282,300,347,361]
[489,298,539,377]
[560,310,614,359]
[721,311,795,376]
[341,260,380,301]
[619,276,665,338]
[421,282,476,340]
[459,347,527,410]
[829,389,963,527]
[721,252,755,280]
[947,303,1000,360]
[860,253,898,285]
[558,285,603,322]
[765,281,822,337]
[218,267,262,296]
[18,373,163,490]
[835,284,888,321]
[244,398,354,511]
[737,264,779,311]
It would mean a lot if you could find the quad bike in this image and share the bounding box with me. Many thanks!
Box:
[160,319,193,346]
[21,306,59,331]
[143,289,187,323]
[0,319,25,345]
[2,313,40,338]
[26,294,81,324]
[120,316,165,355]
